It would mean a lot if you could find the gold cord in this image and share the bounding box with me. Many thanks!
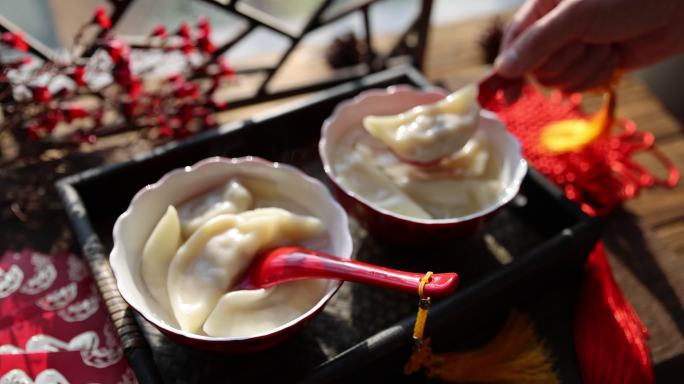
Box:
[412,271,433,343]
[405,271,434,375]
[418,271,433,299]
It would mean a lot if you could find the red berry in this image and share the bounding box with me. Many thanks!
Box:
[104,38,131,64]
[197,17,211,38]
[151,24,168,39]
[198,36,215,54]
[128,77,142,99]
[173,81,198,99]
[70,65,87,86]
[1,32,28,52]
[188,84,200,100]
[31,86,51,103]
[112,62,132,85]
[177,22,191,39]
[26,123,42,140]
[158,126,173,138]
[43,110,63,132]
[179,105,194,123]
[93,6,112,30]
[181,37,194,55]
[64,105,89,122]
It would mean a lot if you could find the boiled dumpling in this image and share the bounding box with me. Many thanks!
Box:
[333,142,431,219]
[363,84,480,163]
[401,179,501,219]
[233,208,325,243]
[239,177,279,199]
[177,179,252,237]
[440,139,490,177]
[203,279,326,337]
[166,208,324,333]
[141,206,182,313]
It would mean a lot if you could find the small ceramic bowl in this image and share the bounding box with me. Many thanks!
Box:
[110,156,353,352]
[319,85,527,246]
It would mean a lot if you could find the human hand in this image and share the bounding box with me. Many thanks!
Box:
[495,0,684,101]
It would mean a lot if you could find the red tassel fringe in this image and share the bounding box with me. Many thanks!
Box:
[575,243,653,384]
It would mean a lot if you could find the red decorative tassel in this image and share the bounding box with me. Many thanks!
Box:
[485,85,679,216]
[576,243,653,384]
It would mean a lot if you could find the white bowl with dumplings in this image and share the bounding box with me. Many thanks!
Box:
[320,85,528,246]
[110,156,353,351]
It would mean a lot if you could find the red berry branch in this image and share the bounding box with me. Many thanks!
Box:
[0,8,234,162]
[0,7,235,232]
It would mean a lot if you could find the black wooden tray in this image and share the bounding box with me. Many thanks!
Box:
[57,66,600,383]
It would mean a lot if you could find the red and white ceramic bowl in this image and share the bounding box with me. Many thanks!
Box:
[110,157,353,351]
[319,85,527,246]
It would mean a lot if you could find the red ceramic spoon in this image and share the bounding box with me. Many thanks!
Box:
[235,246,459,297]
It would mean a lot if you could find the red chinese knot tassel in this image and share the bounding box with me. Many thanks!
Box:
[484,85,679,216]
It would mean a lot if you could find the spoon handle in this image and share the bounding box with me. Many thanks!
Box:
[252,247,459,297]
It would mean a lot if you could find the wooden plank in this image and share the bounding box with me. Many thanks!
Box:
[603,210,684,364]
[654,219,684,256]
[425,18,489,71]
[626,137,684,226]
[617,79,683,140]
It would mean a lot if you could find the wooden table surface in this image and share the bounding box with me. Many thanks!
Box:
[422,16,684,382]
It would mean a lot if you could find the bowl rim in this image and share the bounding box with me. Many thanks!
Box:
[110,156,353,342]
[318,85,528,225]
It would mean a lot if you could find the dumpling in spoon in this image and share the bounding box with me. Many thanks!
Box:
[166,208,324,333]
[363,84,480,164]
